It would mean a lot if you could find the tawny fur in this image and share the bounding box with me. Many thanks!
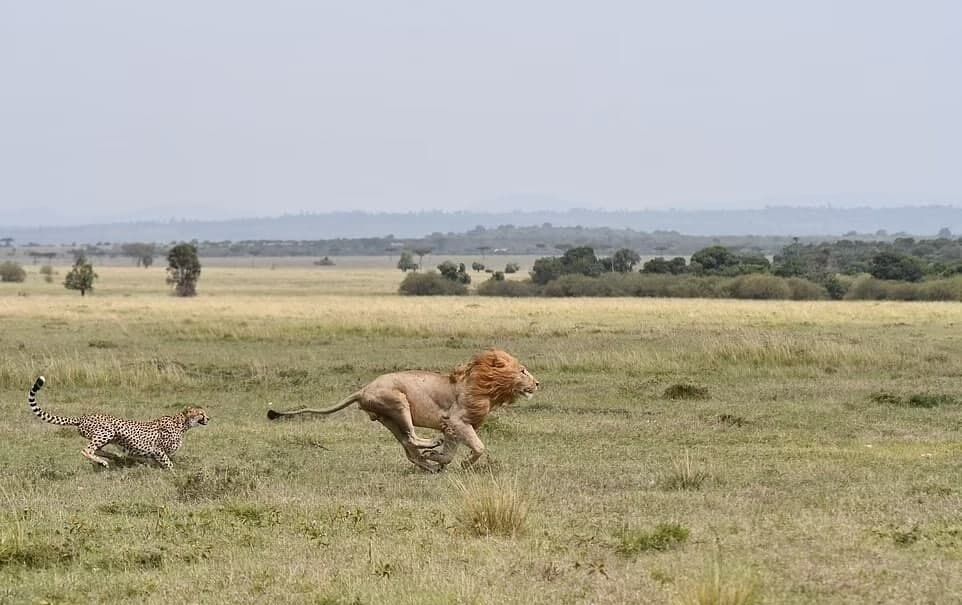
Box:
[267,349,539,471]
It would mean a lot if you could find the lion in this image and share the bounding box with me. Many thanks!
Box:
[266,349,539,471]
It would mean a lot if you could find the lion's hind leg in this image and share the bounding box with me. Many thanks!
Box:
[420,435,458,468]
[379,417,442,472]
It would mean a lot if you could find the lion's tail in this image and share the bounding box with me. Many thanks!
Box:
[266,392,361,420]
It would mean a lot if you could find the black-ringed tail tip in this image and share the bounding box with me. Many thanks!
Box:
[33,376,45,390]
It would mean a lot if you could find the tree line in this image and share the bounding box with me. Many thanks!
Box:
[399,236,962,301]
[0,244,202,297]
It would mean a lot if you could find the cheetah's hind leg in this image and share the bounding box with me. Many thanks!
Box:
[81,444,110,468]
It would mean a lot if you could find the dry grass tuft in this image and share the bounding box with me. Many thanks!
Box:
[451,474,530,537]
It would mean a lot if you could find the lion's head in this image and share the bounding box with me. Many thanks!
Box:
[451,349,539,414]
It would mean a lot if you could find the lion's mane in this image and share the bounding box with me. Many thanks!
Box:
[449,349,528,426]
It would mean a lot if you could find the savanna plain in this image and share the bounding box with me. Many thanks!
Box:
[3,260,962,604]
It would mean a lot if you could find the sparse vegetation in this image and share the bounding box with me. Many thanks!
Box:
[3,265,962,603]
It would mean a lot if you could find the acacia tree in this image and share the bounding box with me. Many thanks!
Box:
[63,254,97,296]
[397,250,418,272]
[166,243,201,296]
[121,242,156,268]
[611,248,641,273]
[412,247,432,271]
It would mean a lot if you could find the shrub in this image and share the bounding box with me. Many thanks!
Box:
[476,278,540,297]
[726,274,791,300]
[0,261,26,282]
[504,262,520,274]
[398,271,468,295]
[919,277,962,301]
[844,275,888,300]
[39,265,55,283]
[785,277,828,300]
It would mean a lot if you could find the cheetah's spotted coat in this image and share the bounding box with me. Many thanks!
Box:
[28,376,209,469]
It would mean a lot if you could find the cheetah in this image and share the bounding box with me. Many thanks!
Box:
[28,376,209,469]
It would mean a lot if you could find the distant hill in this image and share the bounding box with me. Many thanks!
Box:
[3,206,960,245]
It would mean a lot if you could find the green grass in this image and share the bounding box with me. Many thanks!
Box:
[3,265,962,603]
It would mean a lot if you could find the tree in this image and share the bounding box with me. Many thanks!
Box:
[437,261,471,284]
[166,243,201,296]
[690,246,740,275]
[413,247,432,271]
[397,251,418,272]
[938,227,953,239]
[611,248,641,273]
[471,262,485,272]
[121,242,156,268]
[63,254,97,295]
[870,251,924,282]
[0,261,26,282]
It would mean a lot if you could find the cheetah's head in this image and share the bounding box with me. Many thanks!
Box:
[184,407,210,427]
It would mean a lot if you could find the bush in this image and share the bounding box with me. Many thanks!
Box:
[726,274,791,300]
[398,271,468,295]
[504,262,520,274]
[543,274,626,297]
[0,261,26,282]
[785,277,828,300]
[844,275,888,300]
[476,278,540,297]
[39,265,55,283]
[919,277,962,301]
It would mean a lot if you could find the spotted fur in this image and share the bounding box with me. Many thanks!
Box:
[28,376,209,469]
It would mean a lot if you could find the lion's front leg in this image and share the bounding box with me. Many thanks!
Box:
[440,415,486,468]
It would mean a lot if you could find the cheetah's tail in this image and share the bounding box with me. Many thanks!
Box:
[28,377,80,426]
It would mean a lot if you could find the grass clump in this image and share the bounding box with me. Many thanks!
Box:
[676,556,760,605]
[452,474,529,537]
[658,452,711,491]
[615,522,690,556]
[870,392,959,408]
[172,466,257,502]
[664,383,710,400]
[0,542,73,569]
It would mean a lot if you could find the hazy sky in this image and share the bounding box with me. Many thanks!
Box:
[2,1,960,225]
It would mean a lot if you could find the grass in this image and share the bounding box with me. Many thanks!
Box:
[616,523,690,556]
[3,264,962,602]
[451,474,530,537]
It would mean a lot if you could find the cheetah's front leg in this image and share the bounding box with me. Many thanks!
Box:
[152,451,174,469]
